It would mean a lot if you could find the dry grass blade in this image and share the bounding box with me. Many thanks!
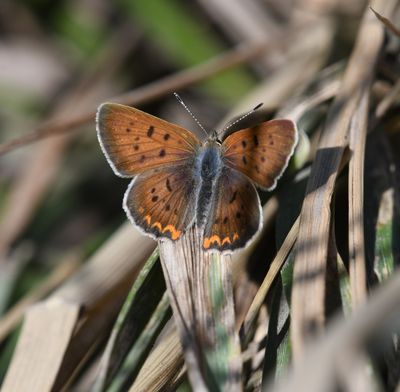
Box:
[2,299,80,392]
[291,0,397,359]
[129,328,184,392]
[159,227,241,392]
[348,87,369,306]
[241,217,299,343]
[0,41,270,156]
[370,6,400,36]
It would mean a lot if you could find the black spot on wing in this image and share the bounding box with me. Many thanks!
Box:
[147,126,155,137]
[166,178,172,192]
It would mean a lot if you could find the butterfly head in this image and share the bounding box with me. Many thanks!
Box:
[210,129,222,144]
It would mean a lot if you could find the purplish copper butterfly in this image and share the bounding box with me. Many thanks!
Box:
[96,99,297,253]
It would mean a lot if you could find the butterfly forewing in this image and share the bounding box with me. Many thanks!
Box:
[97,103,200,177]
[203,167,261,252]
[222,119,297,190]
[124,165,197,241]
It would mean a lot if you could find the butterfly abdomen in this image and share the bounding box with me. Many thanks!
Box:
[194,143,223,227]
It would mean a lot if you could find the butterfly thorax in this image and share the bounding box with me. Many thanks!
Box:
[197,140,222,179]
[194,140,223,226]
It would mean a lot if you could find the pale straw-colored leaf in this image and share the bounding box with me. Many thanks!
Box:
[129,327,184,392]
[348,87,370,305]
[2,299,80,392]
[159,227,241,391]
[370,6,400,36]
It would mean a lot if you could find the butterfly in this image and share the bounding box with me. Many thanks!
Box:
[96,101,297,253]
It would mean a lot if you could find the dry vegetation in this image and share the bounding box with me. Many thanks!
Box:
[0,0,400,391]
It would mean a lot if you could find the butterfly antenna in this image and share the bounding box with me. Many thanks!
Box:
[217,103,263,137]
[174,93,208,137]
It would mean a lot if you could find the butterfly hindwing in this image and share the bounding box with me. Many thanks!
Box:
[202,167,261,252]
[124,164,197,241]
[222,119,297,190]
[97,103,200,177]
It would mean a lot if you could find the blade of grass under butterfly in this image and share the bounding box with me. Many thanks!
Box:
[159,227,241,392]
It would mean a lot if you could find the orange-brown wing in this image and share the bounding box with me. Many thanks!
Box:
[124,164,197,241]
[97,103,200,177]
[222,119,297,190]
[202,167,261,253]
